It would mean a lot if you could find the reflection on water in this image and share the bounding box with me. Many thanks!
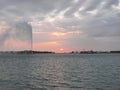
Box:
[0,54,120,90]
[30,56,67,90]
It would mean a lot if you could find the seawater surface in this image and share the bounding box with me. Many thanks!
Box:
[0,53,120,90]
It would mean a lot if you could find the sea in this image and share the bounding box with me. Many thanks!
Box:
[0,53,120,90]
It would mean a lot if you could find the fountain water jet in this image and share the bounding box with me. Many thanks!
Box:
[0,21,33,51]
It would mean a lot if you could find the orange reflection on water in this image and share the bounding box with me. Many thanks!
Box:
[40,58,69,90]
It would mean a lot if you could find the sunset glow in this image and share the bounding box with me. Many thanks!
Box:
[3,39,31,51]
[52,32,66,36]
[0,0,120,52]
[33,41,59,47]
[60,48,64,51]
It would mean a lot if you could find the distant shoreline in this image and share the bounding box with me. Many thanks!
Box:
[70,50,120,54]
[0,50,55,54]
[0,50,120,54]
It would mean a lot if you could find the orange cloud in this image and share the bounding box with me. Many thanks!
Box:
[51,32,66,36]
[51,31,82,37]
[33,41,60,51]
[4,39,31,50]
[33,41,59,47]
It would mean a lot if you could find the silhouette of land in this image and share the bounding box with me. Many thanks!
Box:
[0,50,120,54]
[0,50,55,54]
[70,50,120,54]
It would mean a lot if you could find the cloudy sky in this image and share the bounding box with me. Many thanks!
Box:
[0,0,120,52]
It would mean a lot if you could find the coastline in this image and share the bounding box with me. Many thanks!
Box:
[0,50,120,54]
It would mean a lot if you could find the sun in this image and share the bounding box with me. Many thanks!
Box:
[60,48,64,51]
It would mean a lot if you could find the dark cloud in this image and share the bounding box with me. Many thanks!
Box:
[82,0,102,11]
[103,0,119,9]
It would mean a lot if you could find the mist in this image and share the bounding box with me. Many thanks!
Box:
[0,21,32,51]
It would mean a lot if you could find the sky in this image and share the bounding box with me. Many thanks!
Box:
[0,0,120,52]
